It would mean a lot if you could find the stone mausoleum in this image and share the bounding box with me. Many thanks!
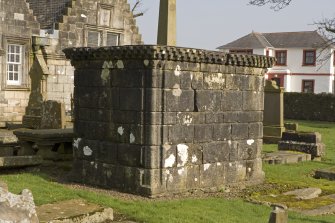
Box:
[65,45,275,197]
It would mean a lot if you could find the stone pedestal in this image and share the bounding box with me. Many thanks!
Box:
[64,45,275,197]
[263,80,285,143]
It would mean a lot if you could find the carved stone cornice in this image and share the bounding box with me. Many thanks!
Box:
[63,45,275,68]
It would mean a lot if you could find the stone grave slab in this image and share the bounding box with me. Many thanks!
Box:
[36,199,113,223]
[262,151,311,165]
[315,167,335,181]
[283,188,322,200]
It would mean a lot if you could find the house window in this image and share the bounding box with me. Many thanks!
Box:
[106,32,119,46]
[87,31,101,47]
[302,80,314,93]
[229,49,253,54]
[275,50,287,66]
[7,44,23,85]
[303,50,316,66]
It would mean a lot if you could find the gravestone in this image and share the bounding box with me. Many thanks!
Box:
[23,37,66,129]
[157,0,176,45]
[64,45,275,196]
[40,100,66,129]
[263,80,285,143]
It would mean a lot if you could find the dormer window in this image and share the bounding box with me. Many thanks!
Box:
[303,50,316,66]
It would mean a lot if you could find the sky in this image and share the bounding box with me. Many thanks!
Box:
[128,0,335,50]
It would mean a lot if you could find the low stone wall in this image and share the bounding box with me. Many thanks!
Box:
[64,45,275,197]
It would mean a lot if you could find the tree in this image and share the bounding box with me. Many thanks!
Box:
[249,0,335,63]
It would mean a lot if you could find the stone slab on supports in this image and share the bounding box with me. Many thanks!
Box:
[0,155,42,168]
[13,128,74,161]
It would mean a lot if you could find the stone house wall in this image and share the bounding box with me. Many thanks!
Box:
[0,0,142,126]
[0,0,40,126]
[64,45,275,197]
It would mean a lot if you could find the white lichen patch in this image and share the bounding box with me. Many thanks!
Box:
[228,140,232,146]
[247,167,252,172]
[247,139,255,145]
[177,144,189,167]
[172,84,182,97]
[117,126,124,136]
[204,73,225,88]
[217,162,222,166]
[174,65,181,76]
[116,60,124,69]
[164,154,176,168]
[130,133,135,143]
[83,146,93,156]
[73,138,82,149]
[194,178,198,182]
[178,168,185,175]
[182,115,193,126]
[81,14,87,18]
[143,60,150,66]
[191,155,198,163]
[204,163,211,171]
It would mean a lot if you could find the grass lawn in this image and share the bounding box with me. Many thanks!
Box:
[1,120,335,223]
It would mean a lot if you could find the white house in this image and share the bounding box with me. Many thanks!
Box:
[217,31,335,94]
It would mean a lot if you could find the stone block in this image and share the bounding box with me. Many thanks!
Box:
[203,72,226,90]
[194,124,213,143]
[144,144,177,169]
[165,89,194,112]
[119,88,143,111]
[166,167,187,192]
[232,123,249,140]
[213,123,231,141]
[249,122,263,139]
[202,142,230,163]
[221,91,242,111]
[176,143,202,167]
[243,91,264,111]
[195,90,221,112]
[118,144,142,167]
[97,142,118,165]
[186,165,200,189]
[168,125,194,144]
[40,100,66,129]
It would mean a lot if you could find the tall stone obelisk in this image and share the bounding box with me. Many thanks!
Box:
[157,0,176,46]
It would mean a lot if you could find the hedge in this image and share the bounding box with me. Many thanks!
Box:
[284,92,335,122]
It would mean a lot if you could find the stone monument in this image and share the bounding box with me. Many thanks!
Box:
[263,80,285,143]
[157,0,176,46]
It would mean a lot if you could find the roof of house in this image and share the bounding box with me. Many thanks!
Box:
[26,0,71,29]
[217,31,333,49]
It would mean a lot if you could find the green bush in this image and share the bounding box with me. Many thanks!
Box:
[284,93,335,121]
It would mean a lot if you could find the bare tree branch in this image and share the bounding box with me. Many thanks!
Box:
[131,0,147,18]
[249,0,292,11]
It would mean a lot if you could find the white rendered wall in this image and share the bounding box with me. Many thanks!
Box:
[288,75,332,93]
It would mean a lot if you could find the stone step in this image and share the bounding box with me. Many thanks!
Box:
[262,151,311,164]
[0,155,42,168]
[36,199,113,223]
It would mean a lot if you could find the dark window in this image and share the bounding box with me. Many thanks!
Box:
[229,49,253,55]
[275,50,287,66]
[303,50,316,66]
[266,50,269,56]
[87,31,101,47]
[302,80,314,93]
[106,33,119,46]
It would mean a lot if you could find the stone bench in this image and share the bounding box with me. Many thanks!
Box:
[13,128,74,161]
[278,131,325,159]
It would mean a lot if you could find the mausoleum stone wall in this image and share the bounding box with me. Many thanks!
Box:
[64,45,275,196]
